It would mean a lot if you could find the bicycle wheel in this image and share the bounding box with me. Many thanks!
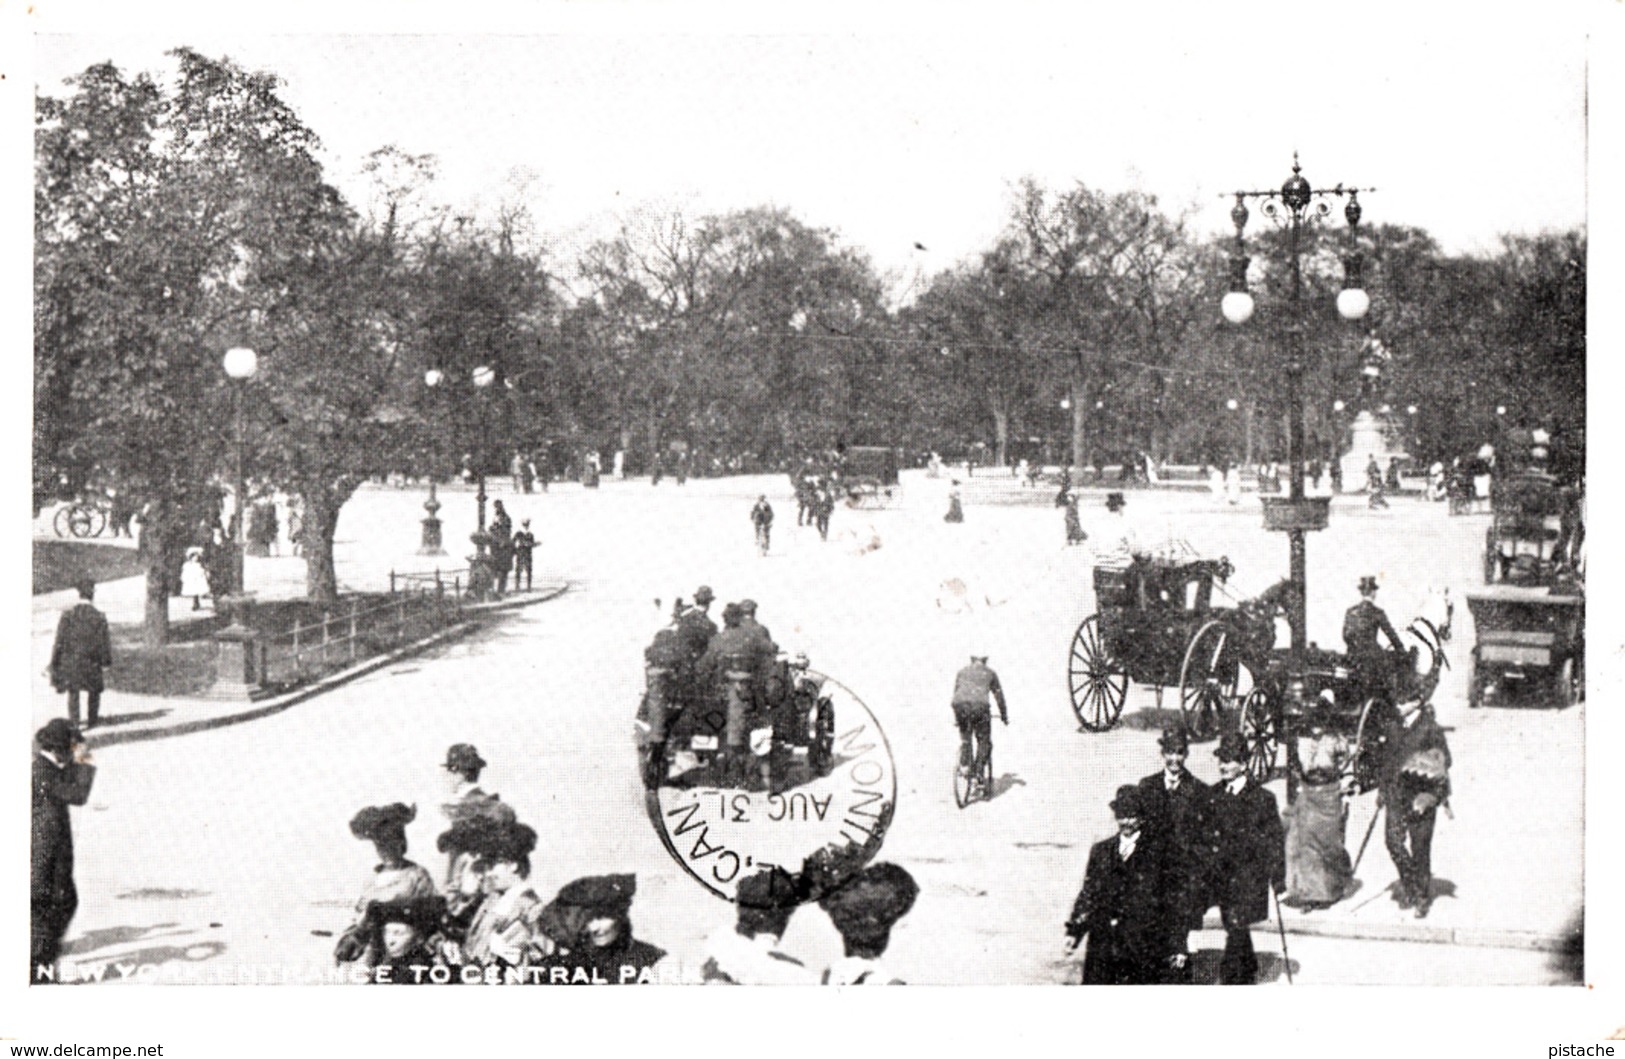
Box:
[53,506,73,538]
[952,759,973,809]
[68,505,100,539]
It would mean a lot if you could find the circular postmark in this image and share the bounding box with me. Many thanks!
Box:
[639,669,896,905]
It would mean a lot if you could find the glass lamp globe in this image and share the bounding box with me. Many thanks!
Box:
[1336,287,1371,320]
[1221,291,1255,325]
[472,365,496,388]
[1333,400,1346,412]
[1226,399,1239,411]
[424,368,444,388]
[223,347,258,379]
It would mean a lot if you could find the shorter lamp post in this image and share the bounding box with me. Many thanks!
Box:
[425,365,496,538]
[212,346,261,700]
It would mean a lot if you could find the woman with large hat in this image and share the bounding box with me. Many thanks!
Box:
[336,803,437,967]
[1283,700,1355,911]
[819,862,919,985]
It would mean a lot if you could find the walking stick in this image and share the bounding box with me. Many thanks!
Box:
[1270,883,1293,985]
[1352,797,1384,876]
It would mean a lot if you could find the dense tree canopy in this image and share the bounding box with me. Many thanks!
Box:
[36,50,1586,630]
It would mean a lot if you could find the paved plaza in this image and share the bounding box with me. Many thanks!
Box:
[32,471,1583,985]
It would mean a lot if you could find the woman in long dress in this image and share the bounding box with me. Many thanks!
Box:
[1284,707,1355,910]
[944,480,965,523]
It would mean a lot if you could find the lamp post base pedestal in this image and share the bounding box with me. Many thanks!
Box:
[207,619,262,702]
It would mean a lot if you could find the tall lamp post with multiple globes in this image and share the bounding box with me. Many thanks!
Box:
[1221,155,1372,708]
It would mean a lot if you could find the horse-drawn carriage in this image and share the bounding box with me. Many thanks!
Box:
[1066,554,1449,788]
[838,445,901,509]
[1066,555,1273,738]
[635,654,837,793]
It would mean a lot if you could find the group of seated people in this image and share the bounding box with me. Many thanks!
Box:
[337,766,922,985]
[337,780,667,985]
[641,586,828,789]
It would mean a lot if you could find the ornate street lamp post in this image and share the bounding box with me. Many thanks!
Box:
[211,346,261,699]
[425,365,496,540]
[222,347,259,606]
[1222,155,1372,705]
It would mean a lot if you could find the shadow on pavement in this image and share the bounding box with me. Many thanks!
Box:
[62,922,185,956]
[986,773,1027,800]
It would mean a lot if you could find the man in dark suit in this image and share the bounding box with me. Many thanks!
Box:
[1064,785,1182,985]
[1136,727,1217,980]
[32,719,96,982]
[49,578,112,729]
[1209,732,1286,985]
[1379,702,1452,918]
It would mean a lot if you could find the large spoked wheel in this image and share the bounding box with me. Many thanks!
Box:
[1068,614,1129,732]
[1352,696,1392,791]
[69,504,107,539]
[1238,688,1277,784]
[1178,620,1250,740]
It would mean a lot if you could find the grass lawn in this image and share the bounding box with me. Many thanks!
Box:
[33,539,148,595]
[103,593,430,697]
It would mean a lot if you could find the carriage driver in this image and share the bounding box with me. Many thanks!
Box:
[699,603,774,788]
[1344,576,1406,705]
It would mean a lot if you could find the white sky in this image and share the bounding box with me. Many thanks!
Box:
[26,1,1594,291]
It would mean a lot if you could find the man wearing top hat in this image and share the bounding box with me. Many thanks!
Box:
[32,719,96,981]
[1209,732,1286,985]
[49,577,112,729]
[1064,785,1182,985]
[1344,575,1406,707]
[1135,728,1217,979]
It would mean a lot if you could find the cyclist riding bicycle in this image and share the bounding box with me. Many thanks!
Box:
[951,654,1007,797]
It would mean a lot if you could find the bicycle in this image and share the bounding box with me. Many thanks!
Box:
[953,744,994,809]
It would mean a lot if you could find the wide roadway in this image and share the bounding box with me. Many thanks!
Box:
[57,471,1581,984]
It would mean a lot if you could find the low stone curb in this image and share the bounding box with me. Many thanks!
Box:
[85,583,569,749]
[1201,910,1572,952]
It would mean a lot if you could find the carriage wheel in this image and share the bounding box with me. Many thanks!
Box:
[1352,696,1384,779]
[1178,620,1249,740]
[1238,688,1277,783]
[1466,654,1483,709]
[68,505,105,539]
[1556,657,1578,709]
[1068,614,1129,732]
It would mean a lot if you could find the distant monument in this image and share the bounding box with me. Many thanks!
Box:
[1339,333,1408,492]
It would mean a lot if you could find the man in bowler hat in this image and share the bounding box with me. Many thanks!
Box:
[1209,732,1286,984]
[49,577,112,729]
[32,719,96,981]
[1064,785,1183,984]
[1136,727,1218,979]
